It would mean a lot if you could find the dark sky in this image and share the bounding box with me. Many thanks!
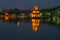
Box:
[0,0,60,9]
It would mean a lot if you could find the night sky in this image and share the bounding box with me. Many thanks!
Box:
[0,0,60,9]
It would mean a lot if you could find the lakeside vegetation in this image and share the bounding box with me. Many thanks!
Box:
[0,5,60,26]
[41,6,60,26]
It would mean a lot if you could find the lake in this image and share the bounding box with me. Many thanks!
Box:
[0,22,60,40]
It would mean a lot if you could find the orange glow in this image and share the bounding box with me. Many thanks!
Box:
[33,6,39,11]
[4,12,10,21]
[32,19,40,32]
[31,6,40,32]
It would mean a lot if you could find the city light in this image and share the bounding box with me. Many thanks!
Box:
[0,6,60,32]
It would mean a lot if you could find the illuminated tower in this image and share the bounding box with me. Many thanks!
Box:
[31,6,40,32]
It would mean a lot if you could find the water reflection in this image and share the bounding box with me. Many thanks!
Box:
[0,6,60,33]
[31,19,40,32]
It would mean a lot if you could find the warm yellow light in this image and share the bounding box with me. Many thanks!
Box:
[32,11,36,13]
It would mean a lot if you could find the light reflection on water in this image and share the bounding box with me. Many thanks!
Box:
[0,22,60,40]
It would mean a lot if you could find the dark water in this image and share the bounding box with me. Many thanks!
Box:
[0,22,60,40]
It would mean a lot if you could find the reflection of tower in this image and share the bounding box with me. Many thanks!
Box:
[17,21,21,26]
[31,6,40,32]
